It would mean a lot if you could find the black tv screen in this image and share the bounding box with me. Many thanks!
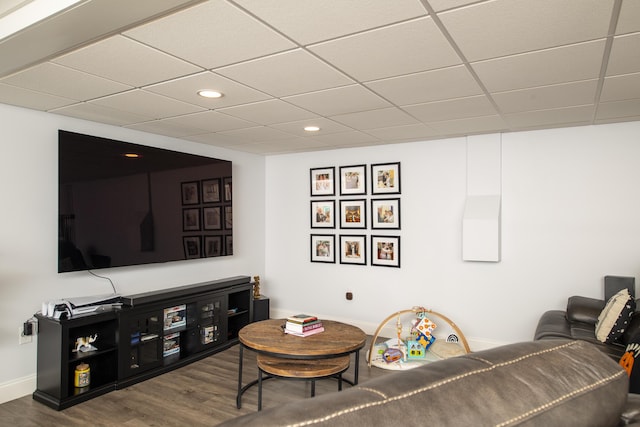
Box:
[58,130,232,273]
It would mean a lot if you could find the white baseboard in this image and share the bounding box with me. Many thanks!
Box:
[0,374,35,405]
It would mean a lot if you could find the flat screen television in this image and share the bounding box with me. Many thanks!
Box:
[58,130,232,273]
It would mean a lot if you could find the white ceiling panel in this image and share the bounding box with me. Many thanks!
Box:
[439,0,613,62]
[1,62,130,100]
[52,35,203,87]
[493,80,599,114]
[144,71,270,109]
[284,85,391,116]
[309,17,460,82]
[123,0,296,69]
[0,0,637,154]
[366,65,483,105]
[216,49,353,97]
[471,40,606,93]
[218,99,317,125]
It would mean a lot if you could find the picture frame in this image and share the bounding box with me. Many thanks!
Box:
[371,235,400,268]
[339,164,366,196]
[183,236,201,259]
[371,162,401,194]
[371,198,401,229]
[225,234,233,255]
[339,235,366,265]
[182,208,201,231]
[223,177,232,202]
[202,178,221,203]
[310,166,335,196]
[310,234,335,263]
[204,235,222,257]
[203,206,222,230]
[339,199,366,229]
[181,181,200,205]
[224,206,233,230]
[311,200,336,228]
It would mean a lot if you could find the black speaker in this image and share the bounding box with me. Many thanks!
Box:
[605,275,635,300]
[253,297,270,322]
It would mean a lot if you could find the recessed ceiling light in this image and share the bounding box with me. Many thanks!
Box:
[304,126,320,132]
[123,153,141,158]
[197,90,223,99]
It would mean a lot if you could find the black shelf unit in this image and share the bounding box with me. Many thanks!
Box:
[33,276,253,410]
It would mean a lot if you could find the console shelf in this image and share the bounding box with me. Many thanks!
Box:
[33,276,253,410]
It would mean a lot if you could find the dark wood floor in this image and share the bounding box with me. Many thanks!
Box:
[0,337,393,426]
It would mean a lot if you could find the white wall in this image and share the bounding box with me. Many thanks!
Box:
[264,121,640,350]
[0,103,265,403]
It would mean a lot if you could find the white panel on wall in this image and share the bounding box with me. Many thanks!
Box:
[466,134,501,195]
[462,195,501,262]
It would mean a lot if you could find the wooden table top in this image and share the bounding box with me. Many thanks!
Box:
[239,319,366,358]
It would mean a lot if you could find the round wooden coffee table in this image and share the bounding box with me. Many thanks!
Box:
[236,319,366,409]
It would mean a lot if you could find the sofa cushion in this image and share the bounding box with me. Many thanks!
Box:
[220,340,628,427]
[596,288,636,343]
[620,333,640,394]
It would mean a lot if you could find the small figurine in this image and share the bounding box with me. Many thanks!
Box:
[73,334,98,353]
[253,275,261,299]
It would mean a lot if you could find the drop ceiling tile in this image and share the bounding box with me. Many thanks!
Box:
[601,73,640,102]
[124,120,205,138]
[160,110,255,133]
[428,0,479,12]
[233,0,427,45]
[309,17,460,82]
[1,62,130,100]
[439,0,613,61]
[0,83,76,110]
[144,71,270,109]
[216,49,353,97]
[331,107,418,130]
[472,40,605,92]
[270,117,352,136]
[596,99,640,121]
[306,130,380,148]
[90,89,205,119]
[283,85,391,116]
[607,33,640,76]
[616,0,640,34]
[183,132,243,146]
[52,35,202,87]
[505,105,595,129]
[218,99,317,125]
[492,80,599,114]
[364,123,439,141]
[427,115,508,135]
[123,0,296,69]
[52,102,153,126]
[403,95,497,122]
[366,65,483,105]
[218,126,298,143]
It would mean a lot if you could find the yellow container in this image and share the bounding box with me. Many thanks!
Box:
[74,363,90,388]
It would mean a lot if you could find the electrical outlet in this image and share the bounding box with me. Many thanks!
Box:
[18,327,32,345]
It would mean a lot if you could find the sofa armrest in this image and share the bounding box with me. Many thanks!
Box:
[620,393,640,425]
[567,296,605,325]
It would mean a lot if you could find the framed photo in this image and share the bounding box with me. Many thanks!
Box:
[182,208,201,231]
[371,198,401,229]
[371,162,401,194]
[183,236,201,259]
[203,206,222,230]
[339,164,366,196]
[225,234,233,255]
[310,234,335,263]
[224,206,233,230]
[202,178,221,203]
[311,200,335,228]
[204,235,222,257]
[310,166,335,196]
[339,199,366,229]
[339,235,366,265]
[181,181,200,205]
[223,177,232,202]
[371,235,400,268]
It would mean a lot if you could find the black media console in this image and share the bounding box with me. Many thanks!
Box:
[33,276,254,410]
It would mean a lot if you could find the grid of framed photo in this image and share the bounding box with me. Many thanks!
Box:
[309,162,401,267]
[181,177,232,259]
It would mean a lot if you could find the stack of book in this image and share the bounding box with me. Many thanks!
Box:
[284,314,324,337]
